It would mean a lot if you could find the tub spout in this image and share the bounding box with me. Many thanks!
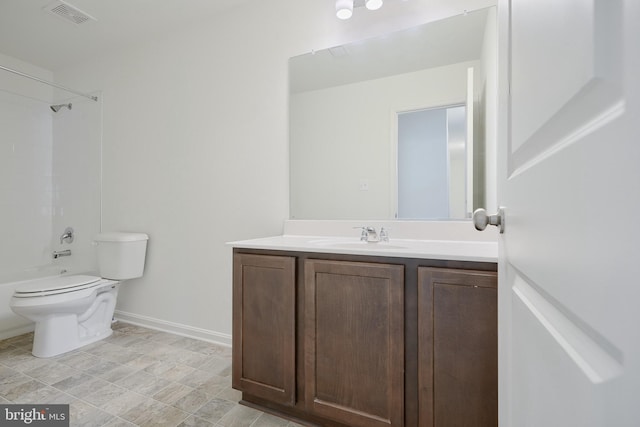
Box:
[52,250,71,259]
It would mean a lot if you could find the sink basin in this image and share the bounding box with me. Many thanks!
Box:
[329,242,407,250]
[310,239,408,250]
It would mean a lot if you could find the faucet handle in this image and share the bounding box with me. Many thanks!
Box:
[60,227,74,245]
[380,227,390,242]
[353,226,369,241]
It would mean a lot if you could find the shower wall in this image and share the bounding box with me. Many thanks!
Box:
[51,97,102,274]
[0,53,102,338]
[0,56,55,282]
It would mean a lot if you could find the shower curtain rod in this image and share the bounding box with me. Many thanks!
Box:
[0,64,98,102]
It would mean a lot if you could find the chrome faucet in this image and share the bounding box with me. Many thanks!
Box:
[356,226,379,242]
[53,250,72,259]
[355,226,390,242]
[60,227,74,244]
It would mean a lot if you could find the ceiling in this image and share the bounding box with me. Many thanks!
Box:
[0,0,253,71]
[0,0,494,74]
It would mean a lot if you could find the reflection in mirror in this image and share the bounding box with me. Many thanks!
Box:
[289,6,497,220]
[397,104,466,219]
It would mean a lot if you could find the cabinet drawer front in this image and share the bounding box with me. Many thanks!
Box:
[233,254,296,406]
[304,259,405,427]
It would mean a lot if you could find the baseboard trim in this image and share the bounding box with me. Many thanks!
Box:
[0,324,35,341]
[114,310,232,347]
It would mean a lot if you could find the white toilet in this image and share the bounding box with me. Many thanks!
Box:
[10,232,149,358]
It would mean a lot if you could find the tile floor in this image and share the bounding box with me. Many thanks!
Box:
[0,322,304,427]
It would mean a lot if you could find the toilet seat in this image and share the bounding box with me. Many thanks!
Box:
[13,275,113,298]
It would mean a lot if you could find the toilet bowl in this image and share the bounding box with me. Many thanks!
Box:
[10,232,148,358]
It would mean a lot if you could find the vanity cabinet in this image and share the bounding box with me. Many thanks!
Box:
[232,253,296,406]
[232,249,497,427]
[304,260,405,427]
[418,268,498,427]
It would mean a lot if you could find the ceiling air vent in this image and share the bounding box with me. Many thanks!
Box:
[43,0,97,25]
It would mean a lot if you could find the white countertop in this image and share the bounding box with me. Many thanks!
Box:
[228,235,497,263]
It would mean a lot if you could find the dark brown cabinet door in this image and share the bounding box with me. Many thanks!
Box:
[232,253,296,406]
[304,259,405,427]
[418,267,498,427]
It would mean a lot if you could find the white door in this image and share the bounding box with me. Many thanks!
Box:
[496,1,640,426]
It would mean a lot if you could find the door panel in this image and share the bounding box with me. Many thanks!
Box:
[510,0,623,166]
[498,0,640,425]
[511,0,595,151]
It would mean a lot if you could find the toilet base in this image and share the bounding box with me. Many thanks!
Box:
[29,286,119,358]
[32,318,114,358]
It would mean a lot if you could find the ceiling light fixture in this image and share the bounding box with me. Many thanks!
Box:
[336,0,384,20]
[365,0,383,11]
[335,0,354,20]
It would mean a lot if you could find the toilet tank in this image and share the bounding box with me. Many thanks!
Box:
[94,232,149,280]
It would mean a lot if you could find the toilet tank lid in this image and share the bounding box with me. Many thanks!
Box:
[95,232,149,242]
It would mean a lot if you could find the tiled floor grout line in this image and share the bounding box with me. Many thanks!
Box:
[0,322,304,427]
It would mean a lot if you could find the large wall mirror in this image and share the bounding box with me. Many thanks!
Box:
[289,6,497,220]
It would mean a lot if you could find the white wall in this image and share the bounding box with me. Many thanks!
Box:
[51,0,496,343]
